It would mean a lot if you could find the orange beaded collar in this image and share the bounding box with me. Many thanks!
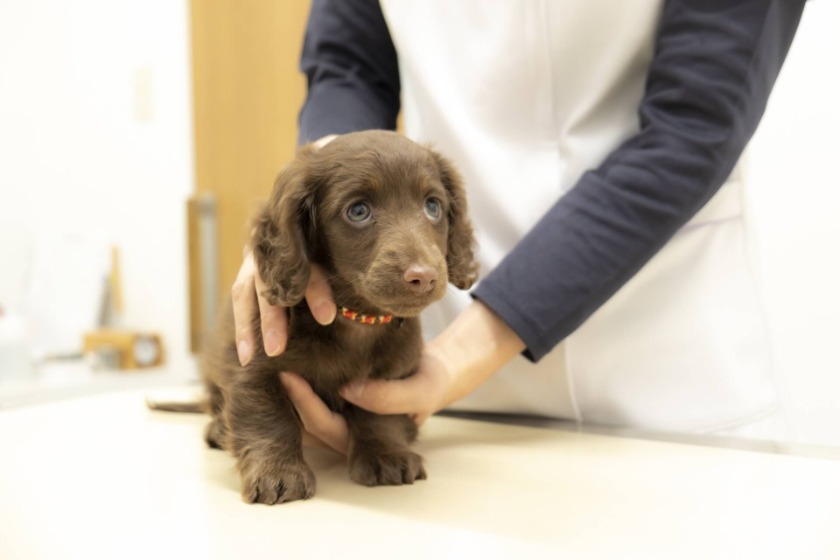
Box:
[339,306,394,325]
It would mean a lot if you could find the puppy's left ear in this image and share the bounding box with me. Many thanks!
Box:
[431,150,479,290]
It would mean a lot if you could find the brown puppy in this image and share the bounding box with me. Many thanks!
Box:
[202,130,478,504]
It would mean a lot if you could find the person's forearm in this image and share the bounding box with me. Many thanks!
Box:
[473,0,807,362]
[430,300,526,407]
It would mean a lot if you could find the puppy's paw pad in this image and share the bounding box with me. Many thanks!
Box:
[349,450,426,487]
[240,460,316,505]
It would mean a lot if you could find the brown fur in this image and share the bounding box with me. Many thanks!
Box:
[201,131,478,504]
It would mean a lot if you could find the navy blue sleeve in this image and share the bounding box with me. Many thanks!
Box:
[473,0,806,361]
[297,0,806,362]
[298,0,400,145]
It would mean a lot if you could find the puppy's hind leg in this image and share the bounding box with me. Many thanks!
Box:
[201,374,227,449]
[204,417,226,449]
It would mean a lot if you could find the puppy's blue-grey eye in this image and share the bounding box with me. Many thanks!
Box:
[424,198,442,221]
[346,202,372,223]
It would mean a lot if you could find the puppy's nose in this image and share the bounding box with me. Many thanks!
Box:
[404,265,437,293]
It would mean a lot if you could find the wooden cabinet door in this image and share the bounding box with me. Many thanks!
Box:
[188,0,310,349]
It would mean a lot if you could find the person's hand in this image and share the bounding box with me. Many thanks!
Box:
[279,371,352,454]
[232,252,336,366]
[279,343,453,455]
[340,342,453,425]
[233,134,339,366]
[280,301,527,455]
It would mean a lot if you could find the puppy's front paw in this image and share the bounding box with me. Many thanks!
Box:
[240,456,316,504]
[349,449,427,487]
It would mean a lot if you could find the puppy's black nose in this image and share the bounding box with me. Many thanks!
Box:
[404,265,437,293]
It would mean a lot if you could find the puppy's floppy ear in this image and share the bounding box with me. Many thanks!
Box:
[252,147,318,307]
[430,150,479,290]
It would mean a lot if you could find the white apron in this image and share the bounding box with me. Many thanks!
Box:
[379,0,779,432]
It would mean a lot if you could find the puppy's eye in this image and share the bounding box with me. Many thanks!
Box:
[424,198,442,221]
[346,202,372,223]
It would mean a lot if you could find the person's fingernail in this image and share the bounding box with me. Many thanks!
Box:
[313,300,336,325]
[237,339,251,366]
[264,328,283,356]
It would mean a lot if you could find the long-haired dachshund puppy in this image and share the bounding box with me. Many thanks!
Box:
[202,130,478,504]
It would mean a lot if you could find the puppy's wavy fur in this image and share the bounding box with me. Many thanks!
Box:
[202,131,477,504]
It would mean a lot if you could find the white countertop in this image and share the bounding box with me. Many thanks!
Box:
[1,388,839,559]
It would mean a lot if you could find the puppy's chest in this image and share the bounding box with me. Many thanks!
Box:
[281,311,423,394]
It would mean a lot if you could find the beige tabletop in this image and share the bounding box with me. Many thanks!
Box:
[1,388,839,560]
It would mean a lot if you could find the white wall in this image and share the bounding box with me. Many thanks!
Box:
[747,0,840,446]
[0,0,193,368]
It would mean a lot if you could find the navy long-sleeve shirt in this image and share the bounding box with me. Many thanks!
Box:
[298,0,806,361]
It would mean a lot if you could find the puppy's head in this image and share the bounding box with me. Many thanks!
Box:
[252,130,478,317]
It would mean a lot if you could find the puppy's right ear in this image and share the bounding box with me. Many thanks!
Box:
[251,147,317,307]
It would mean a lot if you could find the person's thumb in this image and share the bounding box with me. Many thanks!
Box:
[340,376,429,415]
